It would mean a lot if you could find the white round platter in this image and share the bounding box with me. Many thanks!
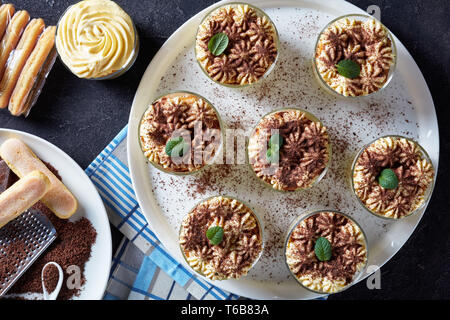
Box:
[127,0,439,299]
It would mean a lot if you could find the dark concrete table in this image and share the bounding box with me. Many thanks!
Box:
[1,0,448,299]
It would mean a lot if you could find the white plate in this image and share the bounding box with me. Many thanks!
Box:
[127,0,439,299]
[0,128,111,300]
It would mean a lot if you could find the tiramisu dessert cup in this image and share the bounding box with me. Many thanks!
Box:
[248,108,331,192]
[285,210,368,294]
[195,2,279,87]
[351,135,435,220]
[314,14,397,97]
[179,196,264,280]
[139,92,224,175]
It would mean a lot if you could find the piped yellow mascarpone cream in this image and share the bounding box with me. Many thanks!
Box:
[56,0,136,79]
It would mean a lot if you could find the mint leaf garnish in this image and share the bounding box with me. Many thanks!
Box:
[165,137,189,157]
[377,168,399,190]
[314,237,332,261]
[269,133,284,151]
[336,59,361,79]
[266,148,279,163]
[266,133,284,163]
[208,33,229,56]
[206,226,224,245]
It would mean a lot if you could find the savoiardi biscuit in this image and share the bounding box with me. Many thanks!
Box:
[0,18,44,109]
[0,10,30,79]
[8,26,55,116]
[0,4,15,40]
[0,138,78,218]
[0,170,51,228]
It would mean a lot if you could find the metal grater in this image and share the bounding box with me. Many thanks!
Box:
[0,209,57,296]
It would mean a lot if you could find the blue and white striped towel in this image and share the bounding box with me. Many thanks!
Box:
[85,126,239,300]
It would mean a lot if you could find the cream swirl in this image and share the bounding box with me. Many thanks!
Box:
[56,0,136,79]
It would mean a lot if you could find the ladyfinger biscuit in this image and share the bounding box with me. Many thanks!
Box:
[20,46,57,117]
[0,10,30,79]
[0,170,51,228]
[0,138,78,218]
[9,26,55,116]
[0,18,44,109]
[0,4,15,41]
